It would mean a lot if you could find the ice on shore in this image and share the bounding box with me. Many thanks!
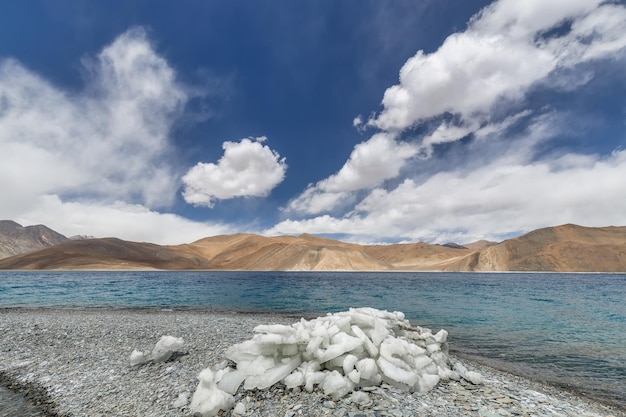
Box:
[190,307,481,417]
[190,368,235,416]
[130,335,185,366]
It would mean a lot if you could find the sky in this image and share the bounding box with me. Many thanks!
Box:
[1,0,625,245]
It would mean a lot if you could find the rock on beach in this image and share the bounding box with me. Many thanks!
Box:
[0,309,622,417]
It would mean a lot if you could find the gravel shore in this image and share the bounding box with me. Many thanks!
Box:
[0,309,622,417]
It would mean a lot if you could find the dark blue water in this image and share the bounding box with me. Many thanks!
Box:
[1,271,624,408]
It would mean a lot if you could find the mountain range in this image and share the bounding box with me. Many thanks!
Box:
[0,220,625,272]
[0,220,68,259]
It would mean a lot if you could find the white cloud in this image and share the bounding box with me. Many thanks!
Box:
[17,195,232,245]
[286,133,417,214]
[274,0,626,242]
[0,27,232,244]
[320,133,417,193]
[285,187,350,216]
[0,27,185,208]
[182,136,287,207]
[269,149,626,244]
[286,0,626,217]
[369,0,625,132]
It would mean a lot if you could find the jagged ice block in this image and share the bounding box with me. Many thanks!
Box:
[190,307,482,417]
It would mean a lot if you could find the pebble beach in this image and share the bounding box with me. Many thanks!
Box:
[0,309,622,417]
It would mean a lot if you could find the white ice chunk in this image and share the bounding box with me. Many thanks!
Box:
[332,315,353,333]
[318,332,362,363]
[216,367,246,395]
[426,343,441,354]
[423,361,438,375]
[304,370,326,392]
[437,366,460,381]
[232,402,246,415]
[299,360,321,374]
[226,340,263,362]
[306,336,323,355]
[346,311,377,328]
[284,370,305,389]
[433,329,448,344]
[350,391,372,406]
[130,335,184,366]
[464,370,483,385]
[246,356,275,377]
[151,335,184,362]
[347,369,360,384]
[322,370,354,399]
[413,354,434,371]
[377,356,419,388]
[244,355,301,390]
[367,320,390,346]
[282,344,299,356]
[329,354,349,369]
[172,392,189,408]
[190,368,234,417]
[191,308,479,404]
[253,324,295,335]
[454,362,483,384]
[416,373,440,393]
[454,362,467,375]
[350,325,378,357]
[342,354,358,375]
[129,349,148,366]
[429,351,448,368]
[355,358,378,380]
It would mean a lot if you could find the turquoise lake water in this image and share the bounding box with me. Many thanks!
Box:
[0,271,624,408]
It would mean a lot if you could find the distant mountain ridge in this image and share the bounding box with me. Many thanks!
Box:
[444,223,626,272]
[0,220,68,259]
[0,222,624,272]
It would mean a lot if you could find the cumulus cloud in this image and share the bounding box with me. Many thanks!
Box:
[320,133,417,193]
[285,133,417,214]
[0,27,186,208]
[182,136,287,207]
[0,27,231,243]
[269,148,626,244]
[276,0,626,242]
[285,187,350,216]
[370,0,625,132]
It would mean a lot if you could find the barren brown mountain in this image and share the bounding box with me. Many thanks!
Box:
[0,223,624,272]
[444,224,626,272]
[0,220,68,259]
[176,233,392,270]
[361,242,470,270]
[0,238,211,270]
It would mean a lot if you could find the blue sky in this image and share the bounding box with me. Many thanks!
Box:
[1,0,625,245]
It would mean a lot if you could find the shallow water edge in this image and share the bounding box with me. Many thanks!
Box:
[0,371,61,417]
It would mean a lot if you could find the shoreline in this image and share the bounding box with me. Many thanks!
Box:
[1,308,622,417]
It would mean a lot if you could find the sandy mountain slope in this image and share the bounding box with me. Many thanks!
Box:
[0,238,211,270]
[0,232,458,271]
[1,223,624,272]
[177,233,394,270]
[0,220,68,259]
[444,224,626,272]
[362,242,470,270]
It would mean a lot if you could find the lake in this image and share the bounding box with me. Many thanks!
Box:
[0,271,624,408]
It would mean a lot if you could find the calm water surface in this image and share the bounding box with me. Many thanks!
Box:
[0,271,624,408]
